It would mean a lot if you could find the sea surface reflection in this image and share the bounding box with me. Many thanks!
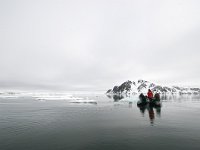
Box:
[0,94,200,150]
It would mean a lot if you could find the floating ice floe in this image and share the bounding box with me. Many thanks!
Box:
[0,91,98,104]
[69,100,97,104]
[69,97,97,104]
[18,92,81,101]
[117,96,138,103]
[0,95,21,98]
[0,92,23,98]
[34,96,83,101]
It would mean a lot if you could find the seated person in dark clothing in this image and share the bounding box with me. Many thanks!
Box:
[154,93,160,102]
[139,93,147,103]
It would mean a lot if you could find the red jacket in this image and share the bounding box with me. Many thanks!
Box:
[147,91,153,99]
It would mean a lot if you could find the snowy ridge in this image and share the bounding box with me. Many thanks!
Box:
[106,79,200,95]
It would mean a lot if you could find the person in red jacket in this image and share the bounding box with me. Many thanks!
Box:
[147,89,153,101]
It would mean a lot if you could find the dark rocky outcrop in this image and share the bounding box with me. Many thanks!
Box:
[107,79,200,95]
[106,89,112,93]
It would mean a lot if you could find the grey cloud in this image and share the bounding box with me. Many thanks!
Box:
[0,0,200,91]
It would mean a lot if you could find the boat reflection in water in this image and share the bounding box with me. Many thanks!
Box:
[137,104,161,125]
[106,94,162,125]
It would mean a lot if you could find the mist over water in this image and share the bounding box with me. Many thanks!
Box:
[0,93,200,150]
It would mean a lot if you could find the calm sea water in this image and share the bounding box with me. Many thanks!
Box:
[0,94,200,150]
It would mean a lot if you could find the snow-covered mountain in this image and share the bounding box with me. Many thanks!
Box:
[106,80,200,95]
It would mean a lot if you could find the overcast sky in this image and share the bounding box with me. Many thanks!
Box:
[0,0,200,91]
